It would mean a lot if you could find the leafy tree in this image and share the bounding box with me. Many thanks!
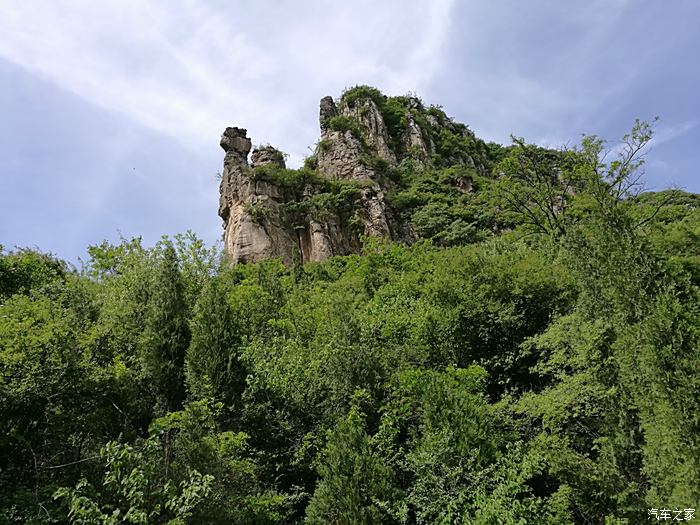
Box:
[0,286,118,523]
[148,400,290,524]
[54,437,213,525]
[84,237,144,280]
[0,247,67,299]
[491,139,574,237]
[491,118,661,239]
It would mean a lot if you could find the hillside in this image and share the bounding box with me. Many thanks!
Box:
[1,87,700,523]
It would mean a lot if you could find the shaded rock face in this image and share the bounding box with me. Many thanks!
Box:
[217,91,478,264]
[298,219,358,263]
[319,96,337,132]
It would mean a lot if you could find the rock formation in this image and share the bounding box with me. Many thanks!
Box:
[218,87,483,264]
[218,128,298,264]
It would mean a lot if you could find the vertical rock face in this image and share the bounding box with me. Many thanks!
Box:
[341,98,396,164]
[218,127,251,226]
[315,95,393,238]
[217,126,361,265]
[316,128,374,181]
[319,96,337,132]
[218,128,297,264]
[218,88,482,264]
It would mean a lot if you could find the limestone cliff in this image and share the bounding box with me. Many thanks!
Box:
[218,86,489,264]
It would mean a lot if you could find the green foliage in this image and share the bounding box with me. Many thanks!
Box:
[411,201,477,245]
[374,366,495,521]
[326,115,367,145]
[2,118,700,524]
[185,277,244,403]
[339,86,414,154]
[339,85,385,109]
[489,139,574,237]
[387,164,496,246]
[303,155,318,170]
[84,237,144,280]
[54,437,213,525]
[628,190,700,283]
[490,118,659,240]
[141,242,190,411]
[0,284,125,523]
[381,97,411,151]
[148,399,290,524]
[244,201,271,225]
[171,231,221,308]
[0,247,67,299]
[433,126,474,163]
[247,163,369,229]
[305,393,396,524]
[360,154,391,177]
[251,164,324,193]
[316,138,332,153]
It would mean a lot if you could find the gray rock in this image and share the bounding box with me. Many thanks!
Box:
[316,130,374,181]
[319,96,337,132]
[220,127,251,160]
[340,98,395,163]
[405,115,434,160]
[218,89,483,265]
[251,146,286,168]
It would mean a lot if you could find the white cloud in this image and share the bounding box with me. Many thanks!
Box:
[0,0,455,166]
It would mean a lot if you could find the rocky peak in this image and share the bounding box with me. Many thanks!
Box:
[319,96,337,132]
[220,127,252,162]
[251,146,286,168]
[338,97,395,163]
[315,92,396,181]
[217,86,490,265]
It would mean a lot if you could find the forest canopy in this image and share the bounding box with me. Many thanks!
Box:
[1,121,699,524]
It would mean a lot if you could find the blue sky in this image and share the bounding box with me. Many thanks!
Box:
[1,0,698,263]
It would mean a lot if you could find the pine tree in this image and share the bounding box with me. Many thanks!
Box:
[306,397,395,524]
[141,242,190,411]
[185,277,243,403]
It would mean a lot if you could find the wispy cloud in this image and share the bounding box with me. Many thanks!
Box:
[0,2,267,147]
[651,120,698,148]
[0,0,455,165]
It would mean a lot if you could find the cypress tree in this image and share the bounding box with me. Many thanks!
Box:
[141,242,190,411]
[185,276,243,403]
